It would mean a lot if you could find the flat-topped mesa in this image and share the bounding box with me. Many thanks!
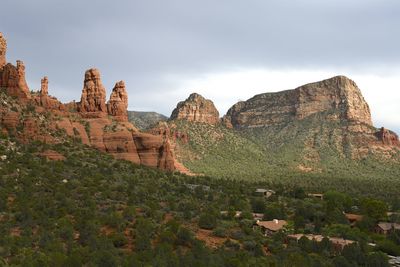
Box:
[170,93,220,125]
[0,32,6,69]
[224,76,373,129]
[78,68,107,117]
[107,80,128,121]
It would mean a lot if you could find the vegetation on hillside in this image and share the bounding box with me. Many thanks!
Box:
[127,111,167,130]
[171,119,400,200]
[1,135,399,266]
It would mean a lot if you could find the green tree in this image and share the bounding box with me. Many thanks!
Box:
[198,213,217,230]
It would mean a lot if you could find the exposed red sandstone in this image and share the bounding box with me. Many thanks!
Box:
[35,76,65,110]
[40,76,48,95]
[78,68,107,117]
[376,127,399,146]
[0,61,31,100]
[170,93,220,125]
[0,33,180,172]
[0,32,6,69]
[107,81,128,121]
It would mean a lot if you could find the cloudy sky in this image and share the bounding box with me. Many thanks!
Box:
[2,0,400,132]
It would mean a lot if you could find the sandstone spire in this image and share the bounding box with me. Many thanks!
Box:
[40,76,48,96]
[170,93,220,124]
[0,32,6,69]
[107,81,128,121]
[78,68,107,115]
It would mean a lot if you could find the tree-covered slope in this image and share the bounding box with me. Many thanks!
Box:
[168,118,400,199]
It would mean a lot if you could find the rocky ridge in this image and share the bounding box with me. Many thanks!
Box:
[0,33,177,172]
[170,93,220,125]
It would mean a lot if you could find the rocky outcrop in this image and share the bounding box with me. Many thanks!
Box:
[0,61,31,100]
[0,32,6,69]
[170,93,220,125]
[107,81,128,121]
[376,127,400,146]
[224,76,372,129]
[40,76,48,95]
[78,68,107,117]
[36,76,65,110]
[0,33,184,173]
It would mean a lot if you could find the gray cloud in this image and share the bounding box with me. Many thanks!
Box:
[2,0,400,131]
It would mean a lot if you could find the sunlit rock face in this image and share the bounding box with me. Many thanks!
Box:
[223,76,372,129]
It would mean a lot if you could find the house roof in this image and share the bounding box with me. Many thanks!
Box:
[288,234,355,247]
[377,222,400,231]
[255,189,268,193]
[288,234,324,242]
[256,220,287,232]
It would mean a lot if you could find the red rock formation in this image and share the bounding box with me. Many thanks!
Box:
[107,81,128,121]
[0,32,181,173]
[35,76,64,111]
[1,111,19,131]
[40,76,48,95]
[170,93,220,125]
[0,61,31,100]
[0,32,6,69]
[376,127,400,146]
[158,139,175,170]
[78,68,107,117]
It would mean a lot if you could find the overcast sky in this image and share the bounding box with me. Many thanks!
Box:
[2,0,400,132]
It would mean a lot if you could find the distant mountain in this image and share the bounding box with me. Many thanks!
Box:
[151,77,400,198]
[128,111,168,130]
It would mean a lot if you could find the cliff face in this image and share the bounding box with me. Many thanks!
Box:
[0,33,179,172]
[222,76,399,164]
[224,76,372,129]
[170,93,220,125]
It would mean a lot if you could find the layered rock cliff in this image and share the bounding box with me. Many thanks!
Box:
[0,32,179,172]
[170,93,220,125]
[224,76,372,129]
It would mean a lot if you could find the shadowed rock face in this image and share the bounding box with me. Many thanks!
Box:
[107,81,128,121]
[170,93,220,125]
[223,76,372,129]
[78,68,107,115]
